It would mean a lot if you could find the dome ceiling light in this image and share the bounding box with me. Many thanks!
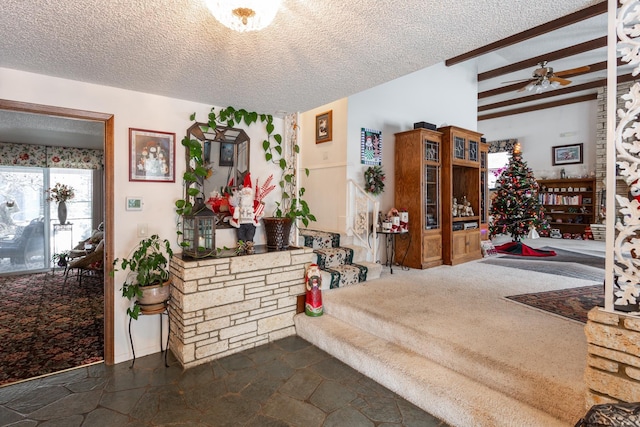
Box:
[205,0,282,32]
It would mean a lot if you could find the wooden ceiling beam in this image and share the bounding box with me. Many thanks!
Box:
[478,94,597,121]
[478,37,607,82]
[445,2,607,66]
[478,71,636,111]
[478,93,598,121]
[477,60,615,99]
[479,80,605,112]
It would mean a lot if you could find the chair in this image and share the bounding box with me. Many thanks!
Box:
[63,239,104,290]
[0,218,44,265]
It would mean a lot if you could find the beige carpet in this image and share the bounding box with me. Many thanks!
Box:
[296,237,603,427]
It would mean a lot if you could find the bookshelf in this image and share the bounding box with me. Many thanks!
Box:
[537,178,596,238]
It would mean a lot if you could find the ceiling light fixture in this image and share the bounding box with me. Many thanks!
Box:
[524,77,560,94]
[205,0,281,32]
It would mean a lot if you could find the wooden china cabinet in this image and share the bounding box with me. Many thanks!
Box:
[394,125,485,268]
[438,125,484,266]
[394,128,443,269]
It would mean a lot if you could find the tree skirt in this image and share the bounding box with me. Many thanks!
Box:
[495,241,556,257]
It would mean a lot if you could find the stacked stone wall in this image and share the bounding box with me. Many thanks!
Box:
[585,307,640,407]
[168,247,314,369]
[595,82,635,222]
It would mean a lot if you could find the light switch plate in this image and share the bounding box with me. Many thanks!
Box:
[137,223,148,237]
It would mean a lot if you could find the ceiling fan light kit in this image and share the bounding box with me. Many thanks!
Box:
[512,61,590,94]
[205,0,281,32]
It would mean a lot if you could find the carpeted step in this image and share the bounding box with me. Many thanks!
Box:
[299,229,340,249]
[317,285,584,425]
[324,263,368,288]
[314,247,354,269]
[317,262,381,291]
[295,313,568,427]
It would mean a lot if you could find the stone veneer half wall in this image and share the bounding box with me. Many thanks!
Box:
[595,83,635,222]
[169,247,314,369]
[585,307,640,407]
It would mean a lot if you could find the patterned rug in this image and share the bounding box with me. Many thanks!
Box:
[506,285,603,323]
[0,271,103,386]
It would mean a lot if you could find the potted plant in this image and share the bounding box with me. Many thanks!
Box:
[112,234,173,319]
[51,251,69,267]
[177,106,316,251]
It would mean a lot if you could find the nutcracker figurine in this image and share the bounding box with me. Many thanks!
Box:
[305,264,323,317]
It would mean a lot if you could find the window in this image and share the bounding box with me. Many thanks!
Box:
[488,152,511,189]
[0,167,93,274]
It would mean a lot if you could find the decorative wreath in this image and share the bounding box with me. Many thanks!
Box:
[364,165,385,196]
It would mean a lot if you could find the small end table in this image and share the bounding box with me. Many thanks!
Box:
[129,299,170,368]
[377,229,409,273]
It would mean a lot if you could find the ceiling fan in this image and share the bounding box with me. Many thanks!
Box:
[505,61,590,93]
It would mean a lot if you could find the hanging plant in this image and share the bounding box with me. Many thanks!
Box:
[364,165,385,196]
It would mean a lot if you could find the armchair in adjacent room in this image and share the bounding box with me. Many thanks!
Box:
[0,218,45,265]
[63,239,104,289]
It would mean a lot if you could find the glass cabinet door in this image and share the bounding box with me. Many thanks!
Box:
[423,138,440,230]
[454,136,466,160]
[424,164,439,230]
[480,149,487,224]
[424,165,440,230]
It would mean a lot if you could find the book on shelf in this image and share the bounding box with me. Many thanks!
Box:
[538,194,582,205]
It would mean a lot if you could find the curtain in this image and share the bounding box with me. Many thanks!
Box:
[0,142,103,169]
[487,139,518,154]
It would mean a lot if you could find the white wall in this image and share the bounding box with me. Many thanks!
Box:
[299,99,349,233]
[478,100,597,179]
[346,61,478,218]
[0,67,284,363]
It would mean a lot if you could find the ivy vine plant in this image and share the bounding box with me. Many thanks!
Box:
[175,106,316,231]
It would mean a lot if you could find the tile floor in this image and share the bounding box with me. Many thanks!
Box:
[0,336,449,426]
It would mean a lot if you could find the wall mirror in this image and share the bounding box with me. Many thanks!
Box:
[185,122,250,229]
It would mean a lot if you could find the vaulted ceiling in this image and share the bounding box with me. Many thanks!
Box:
[453,2,634,121]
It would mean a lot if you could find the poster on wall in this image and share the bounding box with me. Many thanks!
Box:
[361,128,382,165]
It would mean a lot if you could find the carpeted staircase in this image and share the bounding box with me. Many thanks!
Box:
[295,273,584,427]
[299,229,381,288]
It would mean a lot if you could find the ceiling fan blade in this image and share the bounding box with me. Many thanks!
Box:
[549,76,571,86]
[554,65,590,77]
[502,78,534,85]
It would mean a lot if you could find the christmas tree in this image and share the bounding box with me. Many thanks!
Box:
[489,144,547,242]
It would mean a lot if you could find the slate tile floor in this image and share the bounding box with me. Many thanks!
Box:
[0,336,449,426]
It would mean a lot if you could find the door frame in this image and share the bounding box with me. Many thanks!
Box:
[0,99,115,365]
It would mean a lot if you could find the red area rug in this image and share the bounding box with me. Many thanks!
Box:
[495,241,557,257]
[0,271,103,386]
[506,285,603,323]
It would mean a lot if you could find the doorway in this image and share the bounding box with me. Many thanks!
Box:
[0,99,115,369]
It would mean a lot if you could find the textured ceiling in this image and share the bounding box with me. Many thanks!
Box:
[0,0,600,116]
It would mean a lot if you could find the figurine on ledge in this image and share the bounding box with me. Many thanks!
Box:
[229,173,274,254]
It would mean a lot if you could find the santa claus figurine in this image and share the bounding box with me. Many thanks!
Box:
[229,174,265,243]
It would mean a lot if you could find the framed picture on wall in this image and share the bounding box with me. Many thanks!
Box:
[129,128,176,182]
[552,143,583,166]
[316,110,332,144]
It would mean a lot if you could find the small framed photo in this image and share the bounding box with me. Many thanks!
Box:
[552,143,583,166]
[126,197,143,211]
[129,128,176,182]
[583,197,592,205]
[316,110,332,144]
[219,142,234,167]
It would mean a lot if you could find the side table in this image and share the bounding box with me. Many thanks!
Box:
[129,299,170,368]
[377,229,410,273]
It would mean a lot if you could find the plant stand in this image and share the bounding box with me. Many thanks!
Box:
[129,298,170,368]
